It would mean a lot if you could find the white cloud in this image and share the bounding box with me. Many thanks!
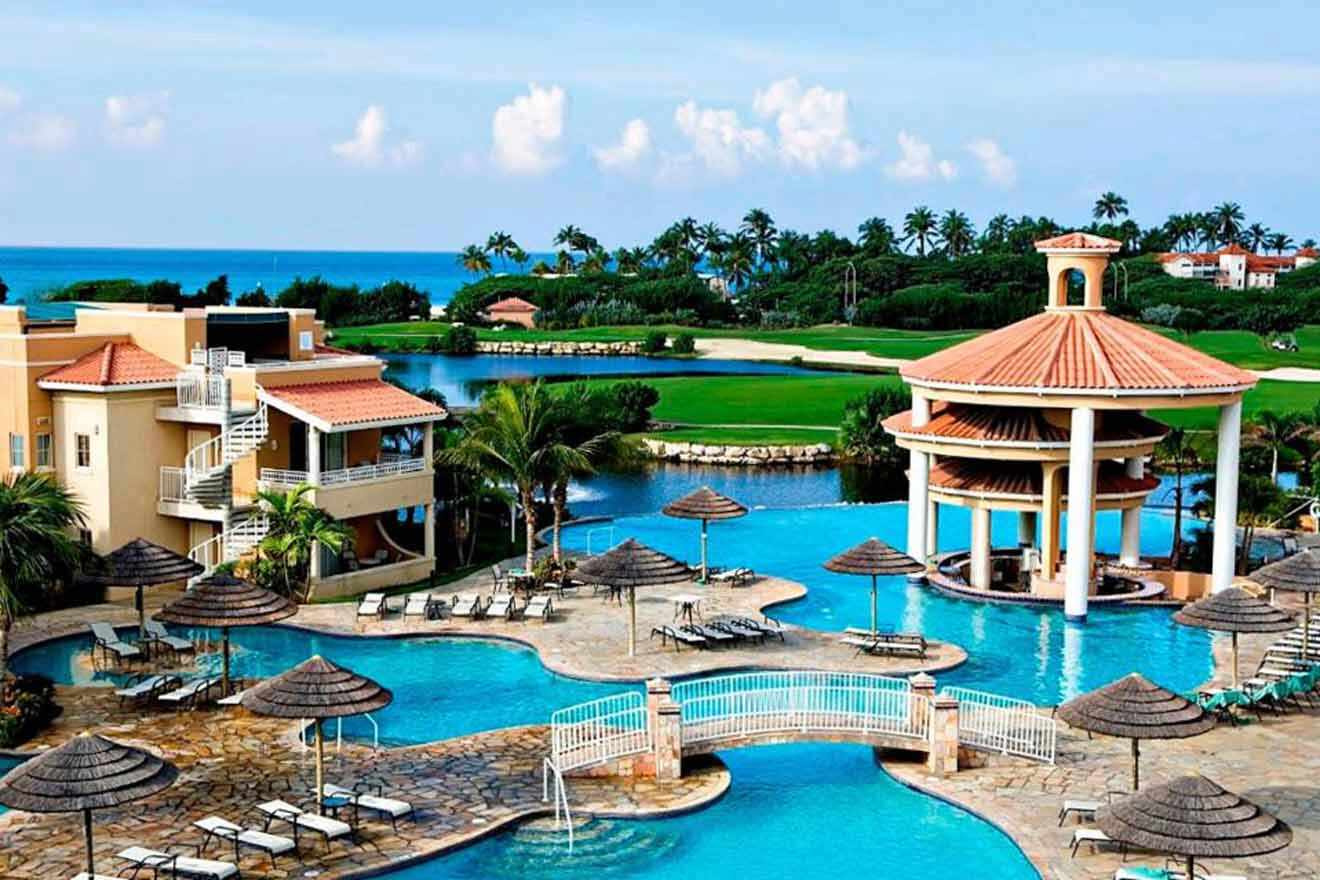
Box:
[593,118,651,171]
[752,77,864,170]
[331,105,422,168]
[0,86,20,113]
[884,131,956,182]
[105,92,168,148]
[966,138,1016,187]
[672,101,769,176]
[8,113,76,152]
[491,83,565,175]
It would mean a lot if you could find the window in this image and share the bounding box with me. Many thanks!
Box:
[78,529,93,548]
[75,433,92,469]
[9,433,23,469]
[299,330,314,352]
[35,433,52,468]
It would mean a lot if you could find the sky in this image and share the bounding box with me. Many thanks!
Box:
[2,1,1320,251]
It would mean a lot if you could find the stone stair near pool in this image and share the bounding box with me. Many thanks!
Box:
[483,817,678,875]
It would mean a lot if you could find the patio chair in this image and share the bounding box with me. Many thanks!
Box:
[157,676,222,710]
[89,622,142,666]
[487,593,514,620]
[115,673,181,708]
[524,595,554,621]
[216,687,248,707]
[450,593,485,618]
[710,618,765,643]
[321,783,414,831]
[733,616,786,641]
[257,799,353,850]
[491,564,508,592]
[116,845,238,880]
[683,623,734,645]
[1070,827,1119,857]
[194,815,296,868]
[144,619,196,659]
[356,592,386,619]
[651,624,708,650]
[403,593,437,620]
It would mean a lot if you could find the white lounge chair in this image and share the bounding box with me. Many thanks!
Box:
[115,673,181,707]
[710,567,754,586]
[487,593,513,620]
[1070,827,1115,857]
[194,815,295,867]
[403,593,437,619]
[71,874,121,880]
[144,619,195,657]
[356,592,386,619]
[216,688,247,707]
[89,622,142,665]
[116,845,237,880]
[524,595,553,621]
[257,799,353,850]
[158,676,221,710]
[1057,797,1102,825]
[322,783,413,830]
[450,593,485,618]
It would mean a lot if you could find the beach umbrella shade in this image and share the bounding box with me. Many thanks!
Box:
[155,571,296,695]
[242,655,392,814]
[574,538,692,656]
[1249,549,1320,662]
[823,537,924,637]
[1097,775,1291,879]
[84,538,204,639]
[0,732,178,877]
[1173,586,1296,687]
[662,486,748,582]
[1056,673,1216,791]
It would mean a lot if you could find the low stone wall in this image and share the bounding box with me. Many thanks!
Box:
[644,438,834,467]
[475,339,644,356]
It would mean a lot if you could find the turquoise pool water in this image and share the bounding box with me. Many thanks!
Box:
[561,503,1213,705]
[386,743,1036,879]
[0,757,22,813]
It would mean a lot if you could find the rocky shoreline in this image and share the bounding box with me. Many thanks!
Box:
[644,438,835,467]
[475,339,645,356]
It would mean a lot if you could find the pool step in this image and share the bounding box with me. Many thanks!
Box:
[490,817,677,873]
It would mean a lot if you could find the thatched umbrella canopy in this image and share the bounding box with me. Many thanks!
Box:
[242,655,391,814]
[155,571,296,695]
[85,538,204,638]
[575,538,691,656]
[1056,673,1216,790]
[662,487,748,582]
[1173,587,1296,687]
[824,537,924,637]
[1097,775,1291,879]
[0,733,178,877]
[1249,549,1320,661]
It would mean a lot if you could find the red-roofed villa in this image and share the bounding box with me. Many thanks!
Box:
[483,296,541,328]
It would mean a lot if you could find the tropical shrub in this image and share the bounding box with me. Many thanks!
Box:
[838,386,912,466]
[0,674,59,747]
[670,332,696,354]
[641,330,667,354]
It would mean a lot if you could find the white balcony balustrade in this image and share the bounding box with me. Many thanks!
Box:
[259,456,427,489]
[175,373,228,409]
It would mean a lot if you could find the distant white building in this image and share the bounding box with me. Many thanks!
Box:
[1158,244,1318,290]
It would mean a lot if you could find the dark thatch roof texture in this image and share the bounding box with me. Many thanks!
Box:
[241,655,393,719]
[573,538,692,589]
[1173,586,1296,634]
[0,733,177,813]
[1249,550,1320,595]
[1056,673,1216,740]
[85,538,204,586]
[155,572,295,628]
[662,487,749,521]
[824,537,924,576]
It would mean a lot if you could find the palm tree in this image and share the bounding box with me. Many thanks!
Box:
[509,246,529,273]
[1156,428,1197,568]
[1249,410,1304,484]
[581,247,610,274]
[718,234,756,290]
[256,484,351,599]
[554,250,576,275]
[740,208,778,265]
[696,222,727,260]
[1303,238,1318,250]
[443,382,590,571]
[902,206,938,256]
[980,214,1012,251]
[773,230,811,275]
[1192,473,1286,575]
[485,231,518,270]
[857,217,897,254]
[458,245,491,276]
[1092,192,1129,221]
[938,209,976,257]
[553,225,583,253]
[613,246,647,274]
[674,217,700,253]
[1212,202,1245,246]
[0,473,87,679]
[1267,232,1294,255]
[1244,223,1270,253]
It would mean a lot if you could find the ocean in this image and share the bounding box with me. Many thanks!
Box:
[0,247,547,307]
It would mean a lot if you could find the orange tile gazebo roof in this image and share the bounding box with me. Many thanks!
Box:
[884,404,1168,448]
[901,310,1257,396]
[930,460,1159,501]
[38,342,179,388]
[1034,232,1123,252]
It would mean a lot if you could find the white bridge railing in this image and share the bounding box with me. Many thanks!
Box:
[550,691,650,773]
[942,686,1056,764]
[672,671,929,746]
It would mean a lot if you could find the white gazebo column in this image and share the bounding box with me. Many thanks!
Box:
[925,499,940,560]
[307,425,322,485]
[1119,456,1144,566]
[1212,400,1243,593]
[1065,408,1096,622]
[423,425,436,561]
[970,507,992,589]
[906,393,931,561]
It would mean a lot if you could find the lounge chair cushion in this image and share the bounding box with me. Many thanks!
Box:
[115,675,174,699]
[194,816,295,855]
[258,800,352,838]
[323,784,412,818]
[117,846,238,880]
[159,678,218,703]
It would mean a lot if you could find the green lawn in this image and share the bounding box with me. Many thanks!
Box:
[1150,326,1320,370]
[1153,380,1320,431]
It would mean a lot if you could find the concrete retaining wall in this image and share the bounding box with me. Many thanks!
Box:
[644,438,834,467]
[475,340,644,356]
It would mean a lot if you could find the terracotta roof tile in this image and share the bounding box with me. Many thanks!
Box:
[263,379,446,429]
[883,404,1168,447]
[1297,247,1319,258]
[1034,232,1123,252]
[902,310,1257,394]
[930,460,1159,500]
[39,342,179,387]
[485,297,540,313]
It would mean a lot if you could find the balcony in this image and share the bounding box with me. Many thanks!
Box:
[157,466,226,521]
[258,455,432,519]
[158,372,231,424]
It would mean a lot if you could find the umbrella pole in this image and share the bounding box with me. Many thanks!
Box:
[700,520,709,583]
[628,588,637,657]
[1305,595,1312,663]
[870,574,878,638]
[1131,738,1140,791]
[83,808,95,877]
[1232,631,1239,689]
[137,584,146,640]
[222,627,231,696]
[314,720,326,816]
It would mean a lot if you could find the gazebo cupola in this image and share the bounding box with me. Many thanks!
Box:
[887,232,1258,621]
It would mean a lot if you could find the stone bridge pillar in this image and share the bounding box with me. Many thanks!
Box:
[928,696,960,776]
[648,678,683,781]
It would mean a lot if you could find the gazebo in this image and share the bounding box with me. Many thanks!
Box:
[0,733,178,878]
[155,571,296,695]
[1249,549,1320,660]
[823,537,924,637]
[1173,586,1296,687]
[85,538,204,638]
[575,538,692,656]
[662,486,748,582]
[884,233,1257,620]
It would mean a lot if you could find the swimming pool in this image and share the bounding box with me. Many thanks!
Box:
[383,743,1037,879]
[0,756,22,814]
[561,503,1214,705]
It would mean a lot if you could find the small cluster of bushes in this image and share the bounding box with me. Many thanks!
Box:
[345,324,477,355]
[640,331,695,355]
[47,275,234,309]
[0,675,59,748]
[555,380,660,432]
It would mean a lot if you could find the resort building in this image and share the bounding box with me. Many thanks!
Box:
[0,302,445,598]
[483,296,540,328]
[1157,244,1318,290]
[886,232,1258,621]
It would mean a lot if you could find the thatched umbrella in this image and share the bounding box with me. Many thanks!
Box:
[242,655,391,814]
[0,733,178,877]
[85,538,204,639]
[1173,586,1296,687]
[1249,549,1320,662]
[824,537,924,637]
[575,538,691,656]
[155,571,296,695]
[662,487,748,582]
[1097,775,1291,879]
[1056,673,1216,790]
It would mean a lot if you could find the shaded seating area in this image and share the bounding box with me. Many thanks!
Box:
[89,622,143,667]
[840,628,928,659]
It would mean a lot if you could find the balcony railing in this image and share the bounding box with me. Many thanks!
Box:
[176,373,227,409]
[159,466,187,503]
[259,456,427,489]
